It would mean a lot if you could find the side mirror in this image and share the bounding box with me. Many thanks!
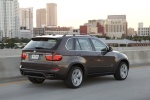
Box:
[108,46,113,52]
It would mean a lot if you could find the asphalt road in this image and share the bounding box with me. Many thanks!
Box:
[0,66,150,100]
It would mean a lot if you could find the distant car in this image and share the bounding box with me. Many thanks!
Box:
[20,35,129,88]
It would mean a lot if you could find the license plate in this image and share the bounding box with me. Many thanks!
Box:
[31,55,39,60]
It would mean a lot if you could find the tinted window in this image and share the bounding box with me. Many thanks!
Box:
[91,38,107,51]
[66,38,73,50]
[24,38,58,49]
[77,38,92,51]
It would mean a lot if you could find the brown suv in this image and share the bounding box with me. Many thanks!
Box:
[20,35,129,88]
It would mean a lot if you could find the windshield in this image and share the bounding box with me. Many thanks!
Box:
[24,38,59,49]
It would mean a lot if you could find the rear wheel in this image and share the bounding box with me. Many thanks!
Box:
[114,62,128,80]
[28,77,45,84]
[64,66,83,88]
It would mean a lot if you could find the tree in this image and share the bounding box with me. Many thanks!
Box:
[143,36,148,43]
[148,36,150,43]
[133,36,138,43]
[5,42,15,48]
[0,43,4,49]
[20,38,30,43]
[95,35,111,39]
[137,37,142,43]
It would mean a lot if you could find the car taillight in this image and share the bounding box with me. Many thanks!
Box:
[45,55,53,61]
[45,53,62,61]
[21,53,26,60]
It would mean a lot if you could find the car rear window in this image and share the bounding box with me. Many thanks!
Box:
[24,38,59,49]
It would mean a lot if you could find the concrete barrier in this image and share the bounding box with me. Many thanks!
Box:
[121,50,150,65]
[113,46,150,51]
[0,49,22,57]
[0,48,150,79]
[112,47,150,65]
[0,57,21,79]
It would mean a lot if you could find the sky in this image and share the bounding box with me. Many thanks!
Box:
[19,0,150,30]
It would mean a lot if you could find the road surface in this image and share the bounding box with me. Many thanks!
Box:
[0,66,150,100]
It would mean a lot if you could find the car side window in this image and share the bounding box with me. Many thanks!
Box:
[91,38,107,51]
[66,38,73,50]
[77,38,93,51]
[75,39,81,50]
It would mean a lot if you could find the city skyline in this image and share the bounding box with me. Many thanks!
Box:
[19,0,150,30]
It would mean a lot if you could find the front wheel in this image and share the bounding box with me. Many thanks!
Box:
[114,62,129,80]
[64,67,83,89]
[28,77,45,84]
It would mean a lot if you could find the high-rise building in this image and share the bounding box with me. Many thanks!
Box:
[36,8,46,28]
[138,22,150,36]
[19,7,33,30]
[46,3,57,26]
[0,0,20,39]
[19,7,33,39]
[105,15,128,38]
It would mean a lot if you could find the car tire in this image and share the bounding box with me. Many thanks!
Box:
[28,77,45,84]
[114,62,129,80]
[64,66,83,89]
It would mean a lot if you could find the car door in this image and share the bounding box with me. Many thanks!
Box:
[90,38,115,73]
[74,37,98,74]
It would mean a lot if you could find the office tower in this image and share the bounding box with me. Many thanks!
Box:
[36,8,46,28]
[105,15,128,38]
[19,7,33,30]
[0,0,20,39]
[46,3,57,26]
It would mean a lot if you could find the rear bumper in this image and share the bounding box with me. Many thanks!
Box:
[20,61,69,79]
[20,68,66,80]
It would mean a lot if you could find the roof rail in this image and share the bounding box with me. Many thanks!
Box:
[40,34,45,36]
[63,34,67,37]
[52,34,56,36]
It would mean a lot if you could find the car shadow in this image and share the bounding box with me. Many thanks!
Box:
[83,76,115,87]
[25,76,115,89]
[25,80,66,89]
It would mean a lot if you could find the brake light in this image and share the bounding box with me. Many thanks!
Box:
[21,53,26,60]
[53,55,62,61]
[45,53,62,61]
[45,55,53,61]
